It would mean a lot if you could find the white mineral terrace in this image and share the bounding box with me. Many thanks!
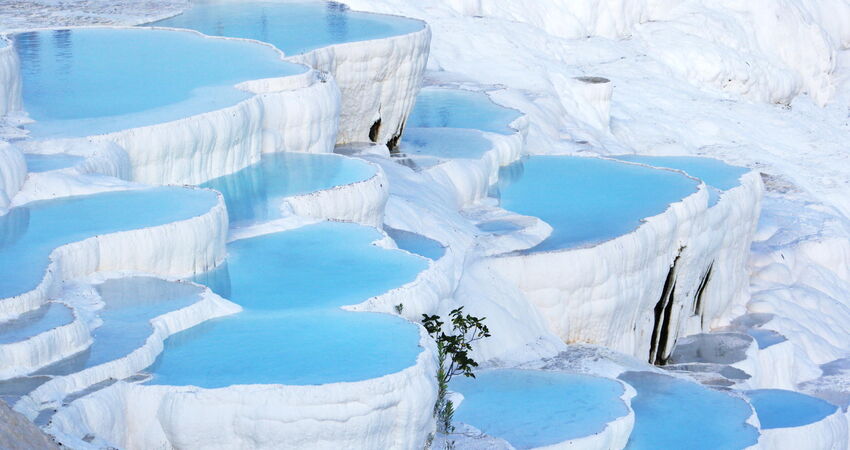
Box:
[1,1,849,449]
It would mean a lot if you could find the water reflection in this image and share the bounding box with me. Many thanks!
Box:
[326,2,349,42]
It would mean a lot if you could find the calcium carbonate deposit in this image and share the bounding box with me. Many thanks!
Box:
[1,0,849,449]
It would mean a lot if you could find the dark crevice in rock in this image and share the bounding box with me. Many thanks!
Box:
[693,261,714,320]
[650,250,682,366]
[369,118,381,143]
[386,123,404,151]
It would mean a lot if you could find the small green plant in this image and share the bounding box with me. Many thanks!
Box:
[421,307,491,438]
[394,303,404,315]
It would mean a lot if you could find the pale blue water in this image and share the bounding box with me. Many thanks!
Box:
[451,369,629,449]
[407,88,521,135]
[202,152,374,227]
[35,278,203,376]
[495,156,699,252]
[747,389,837,429]
[0,187,218,300]
[398,128,492,165]
[747,329,787,349]
[0,302,73,344]
[15,28,304,138]
[24,154,84,172]
[613,155,749,206]
[151,1,424,55]
[147,222,427,387]
[620,371,759,449]
[385,227,445,260]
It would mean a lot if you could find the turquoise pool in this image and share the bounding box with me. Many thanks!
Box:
[15,28,304,138]
[202,152,375,227]
[24,154,84,172]
[34,277,204,377]
[621,371,759,449]
[147,222,428,387]
[407,87,521,135]
[613,155,749,206]
[0,187,219,300]
[151,1,424,55]
[397,128,493,166]
[747,389,837,430]
[451,369,629,449]
[495,156,699,252]
[0,302,73,344]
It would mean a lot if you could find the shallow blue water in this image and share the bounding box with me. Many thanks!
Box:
[0,187,218,300]
[620,371,759,450]
[35,278,203,377]
[407,88,521,135]
[496,156,699,252]
[202,152,374,227]
[0,302,73,344]
[147,222,427,387]
[16,28,303,138]
[386,227,445,260]
[151,1,423,55]
[24,154,84,173]
[746,329,788,349]
[613,155,748,206]
[398,128,493,165]
[451,369,629,449]
[747,389,837,429]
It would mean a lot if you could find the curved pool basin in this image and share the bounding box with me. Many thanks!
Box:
[15,27,304,138]
[150,1,424,55]
[34,277,205,376]
[747,389,838,430]
[397,128,493,166]
[620,371,759,449]
[0,188,219,301]
[450,369,629,449]
[147,222,428,388]
[407,87,521,135]
[612,155,749,206]
[495,156,699,252]
[201,152,375,227]
[0,302,73,344]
